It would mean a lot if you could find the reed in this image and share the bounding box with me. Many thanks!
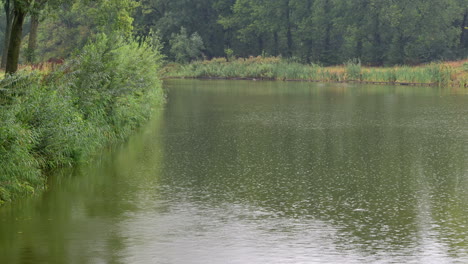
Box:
[164,56,467,87]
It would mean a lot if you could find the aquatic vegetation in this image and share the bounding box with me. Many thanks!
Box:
[0,34,164,204]
[164,57,467,87]
[345,59,362,81]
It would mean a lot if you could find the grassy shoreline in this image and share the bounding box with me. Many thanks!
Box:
[0,35,164,205]
[162,57,468,87]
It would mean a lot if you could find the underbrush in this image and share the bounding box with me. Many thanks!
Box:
[0,34,164,205]
[165,56,467,87]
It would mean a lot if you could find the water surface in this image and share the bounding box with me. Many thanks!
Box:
[1,80,467,263]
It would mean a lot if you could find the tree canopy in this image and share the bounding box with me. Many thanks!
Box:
[1,0,468,69]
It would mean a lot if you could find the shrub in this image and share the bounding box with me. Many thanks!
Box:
[169,27,205,63]
[0,34,164,204]
[0,103,42,204]
[225,48,234,62]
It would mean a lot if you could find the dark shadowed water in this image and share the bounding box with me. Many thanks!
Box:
[1,80,467,264]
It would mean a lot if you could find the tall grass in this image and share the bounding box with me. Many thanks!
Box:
[345,59,362,80]
[164,56,467,87]
[0,34,164,205]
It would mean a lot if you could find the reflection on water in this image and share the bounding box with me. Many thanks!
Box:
[1,80,467,264]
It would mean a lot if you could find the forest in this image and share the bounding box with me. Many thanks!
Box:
[1,0,467,69]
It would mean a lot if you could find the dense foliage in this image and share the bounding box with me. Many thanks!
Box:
[1,0,466,67]
[132,0,468,65]
[0,35,164,204]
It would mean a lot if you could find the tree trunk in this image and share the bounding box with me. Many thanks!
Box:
[356,39,363,59]
[1,0,14,69]
[305,0,313,63]
[285,0,293,57]
[26,12,40,63]
[273,32,279,56]
[322,0,332,64]
[460,9,468,49]
[258,35,263,55]
[5,6,27,74]
[372,14,383,66]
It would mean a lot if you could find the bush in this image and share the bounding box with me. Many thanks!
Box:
[169,27,205,63]
[225,48,234,62]
[0,102,42,204]
[0,34,164,204]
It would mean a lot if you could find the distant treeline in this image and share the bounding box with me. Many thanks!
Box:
[0,0,467,66]
[132,0,468,65]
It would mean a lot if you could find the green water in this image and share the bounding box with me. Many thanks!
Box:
[1,80,467,263]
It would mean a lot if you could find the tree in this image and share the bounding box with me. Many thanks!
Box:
[1,0,14,68]
[25,0,46,63]
[30,0,137,61]
[133,0,226,58]
[309,0,339,65]
[169,27,204,62]
[2,0,467,70]
[2,0,137,74]
[5,0,29,74]
[4,0,51,73]
[218,0,267,56]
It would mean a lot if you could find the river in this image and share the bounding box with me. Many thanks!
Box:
[1,80,467,264]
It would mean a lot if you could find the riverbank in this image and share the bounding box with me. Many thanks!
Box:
[162,57,468,87]
[0,35,164,205]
